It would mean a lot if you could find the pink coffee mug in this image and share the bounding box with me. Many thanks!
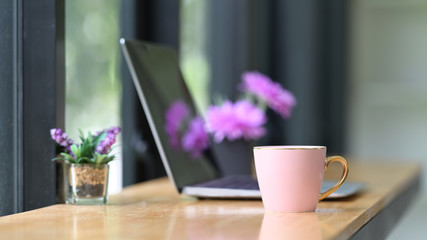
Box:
[254,146,348,212]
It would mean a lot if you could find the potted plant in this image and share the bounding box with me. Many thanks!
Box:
[50,127,121,205]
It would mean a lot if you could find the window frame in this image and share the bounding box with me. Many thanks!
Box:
[0,0,64,216]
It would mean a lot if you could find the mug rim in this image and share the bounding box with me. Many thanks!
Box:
[253,145,326,150]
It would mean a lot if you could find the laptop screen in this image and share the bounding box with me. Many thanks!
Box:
[120,39,218,190]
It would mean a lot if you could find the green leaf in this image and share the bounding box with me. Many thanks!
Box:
[88,131,93,144]
[76,157,91,164]
[91,153,115,165]
[93,131,107,146]
[93,153,104,164]
[52,156,66,162]
[70,144,80,158]
[104,155,115,164]
[78,128,87,143]
[60,153,76,163]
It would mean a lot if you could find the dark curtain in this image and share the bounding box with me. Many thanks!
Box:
[208,0,348,154]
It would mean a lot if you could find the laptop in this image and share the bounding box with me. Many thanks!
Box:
[120,38,364,199]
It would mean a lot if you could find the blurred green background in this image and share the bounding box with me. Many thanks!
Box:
[65,0,121,139]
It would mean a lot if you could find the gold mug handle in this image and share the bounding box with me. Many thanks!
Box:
[319,156,349,201]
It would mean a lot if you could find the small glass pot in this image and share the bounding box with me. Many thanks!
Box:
[64,163,109,205]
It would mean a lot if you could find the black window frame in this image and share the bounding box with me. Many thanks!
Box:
[0,0,64,216]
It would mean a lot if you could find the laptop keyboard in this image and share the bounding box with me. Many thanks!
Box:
[192,175,260,190]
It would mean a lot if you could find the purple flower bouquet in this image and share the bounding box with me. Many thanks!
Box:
[50,127,121,165]
[164,71,296,159]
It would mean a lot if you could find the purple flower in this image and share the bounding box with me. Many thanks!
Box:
[50,128,72,147]
[182,116,210,158]
[240,71,296,118]
[108,126,121,135]
[206,100,266,143]
[165,100,190,149]
[96,126,121,155]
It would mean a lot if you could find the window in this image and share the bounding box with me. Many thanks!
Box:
[65,0,122,193]
[180,0,210,113]
[0,0,64,215]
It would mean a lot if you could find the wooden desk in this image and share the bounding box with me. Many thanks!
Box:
[0,161,420,239]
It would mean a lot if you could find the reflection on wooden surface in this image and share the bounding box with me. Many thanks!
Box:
[0,161,420,240]
[259,212,322,240]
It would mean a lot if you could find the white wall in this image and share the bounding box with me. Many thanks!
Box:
[348,0,427,196]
